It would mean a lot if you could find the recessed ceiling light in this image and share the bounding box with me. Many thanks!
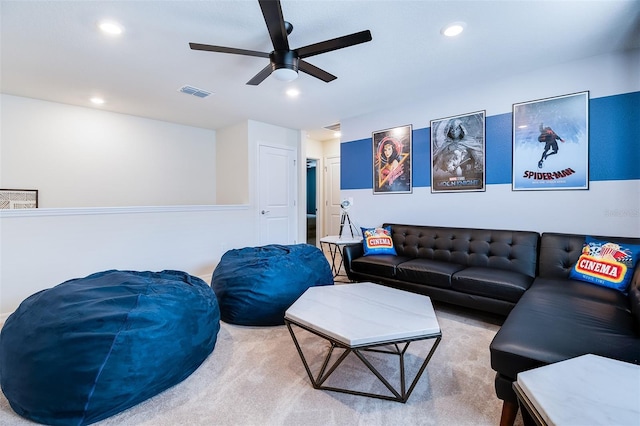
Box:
[334,131,342,138]
[98,20,124,36]
[90,97,105,105]
[286,88,300,98]
[441,22,465,37]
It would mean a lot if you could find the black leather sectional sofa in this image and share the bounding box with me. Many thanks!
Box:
[343,223,540,316]
[343,224,640,426]
[490,233,640,426]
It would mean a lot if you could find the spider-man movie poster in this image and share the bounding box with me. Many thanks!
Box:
[372,125,412,194]
[512,91,589,191]
[430,111,486,193]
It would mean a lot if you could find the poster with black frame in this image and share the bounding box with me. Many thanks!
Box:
[512,91,589,191]
[372,124,412,194]
[430,111,486,193]
[0,189,38,209]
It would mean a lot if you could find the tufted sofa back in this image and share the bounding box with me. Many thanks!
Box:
[538,233,640,279]
[539,232,640,334]
[384,224,540,278]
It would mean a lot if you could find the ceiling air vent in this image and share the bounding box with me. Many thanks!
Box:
[178,85,212,98]
[323,123,341,132]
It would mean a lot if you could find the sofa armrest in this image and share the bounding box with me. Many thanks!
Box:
[628,266,640,334]
[343,243,364,280]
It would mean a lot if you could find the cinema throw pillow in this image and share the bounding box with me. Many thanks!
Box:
[569,236,640,293]
[361,226,397,256]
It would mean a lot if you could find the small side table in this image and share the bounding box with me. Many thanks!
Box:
[319,235,362,278]
[513,354,640,426]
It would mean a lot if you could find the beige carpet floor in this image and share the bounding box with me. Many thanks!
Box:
[0,299,523,426]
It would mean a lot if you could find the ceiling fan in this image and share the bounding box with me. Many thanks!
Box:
[189,0,372,85]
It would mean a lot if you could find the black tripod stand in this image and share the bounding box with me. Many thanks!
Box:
[338,209,356,238]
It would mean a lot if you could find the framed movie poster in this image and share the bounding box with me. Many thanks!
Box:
[512,91,589,191]
[430,111,485,193]
[372,124,412,194]
[0,189,38,209]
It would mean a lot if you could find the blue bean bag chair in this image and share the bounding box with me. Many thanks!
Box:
[212,244,333,326]
[0,269,220,426]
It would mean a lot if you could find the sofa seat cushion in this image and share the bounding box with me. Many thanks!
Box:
[490,278,639,380]
[395,258,465,288]
[451,267,534,303]
[351,255,410,278]
[532,277,631,306]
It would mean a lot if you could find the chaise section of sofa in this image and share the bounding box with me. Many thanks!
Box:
[343,224,540,315]
[490,232,640,426]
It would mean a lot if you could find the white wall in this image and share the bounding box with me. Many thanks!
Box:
[1,95,217,207]
[342,181,640,237]
[0,114,306,317]
[216,121,249,204]
[0,205,255,317]
[341,49,640,238]
[323,138,341,158]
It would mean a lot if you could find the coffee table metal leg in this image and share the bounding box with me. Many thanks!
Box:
[285,320,441,403]
[320,241,339,277]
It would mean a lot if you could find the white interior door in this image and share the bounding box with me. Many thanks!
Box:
[259,144,297,245]
[324,156,341,237]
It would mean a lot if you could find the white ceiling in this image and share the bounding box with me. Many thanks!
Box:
[2,1,639,141]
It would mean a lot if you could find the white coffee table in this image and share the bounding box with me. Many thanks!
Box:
[319,235,362,278]
[284,282,441,402]
[513,354,640,426]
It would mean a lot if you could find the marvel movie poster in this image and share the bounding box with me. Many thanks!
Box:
[512,91,589,191]
[430,111,485,193]
[372,124,412,194]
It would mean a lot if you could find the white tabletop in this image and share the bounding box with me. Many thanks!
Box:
[516,354,640,426]
[285,282,440,347]
[319,235,362,245]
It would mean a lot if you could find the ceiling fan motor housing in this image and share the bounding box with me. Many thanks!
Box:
[270,50,299,72]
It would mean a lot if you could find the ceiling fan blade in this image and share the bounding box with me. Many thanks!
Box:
[297,30,372,59]
[299,60,337,83]
[189,42,269,58]
[258,0,289,51]
[246,64,274,85]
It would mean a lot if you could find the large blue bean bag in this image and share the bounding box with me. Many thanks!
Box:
[212,244,333,326]
[0,270,220,426]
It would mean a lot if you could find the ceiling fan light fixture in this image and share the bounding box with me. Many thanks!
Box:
[273,66,298,82]
[271,50,299,82]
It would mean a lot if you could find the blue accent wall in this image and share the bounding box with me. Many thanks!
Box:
[590,92,640,181]
[341,92,639,189]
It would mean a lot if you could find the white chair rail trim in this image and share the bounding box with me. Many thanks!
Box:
[0,204,249,218]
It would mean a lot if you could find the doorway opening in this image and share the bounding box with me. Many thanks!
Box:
[306,159,318,246]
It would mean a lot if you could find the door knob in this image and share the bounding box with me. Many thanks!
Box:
[261,210,270,215]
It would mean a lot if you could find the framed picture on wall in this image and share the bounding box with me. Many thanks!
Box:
[430,111,486,193]
[0,189,38,209]
[372,124,412,194]
[512,91,589,191]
